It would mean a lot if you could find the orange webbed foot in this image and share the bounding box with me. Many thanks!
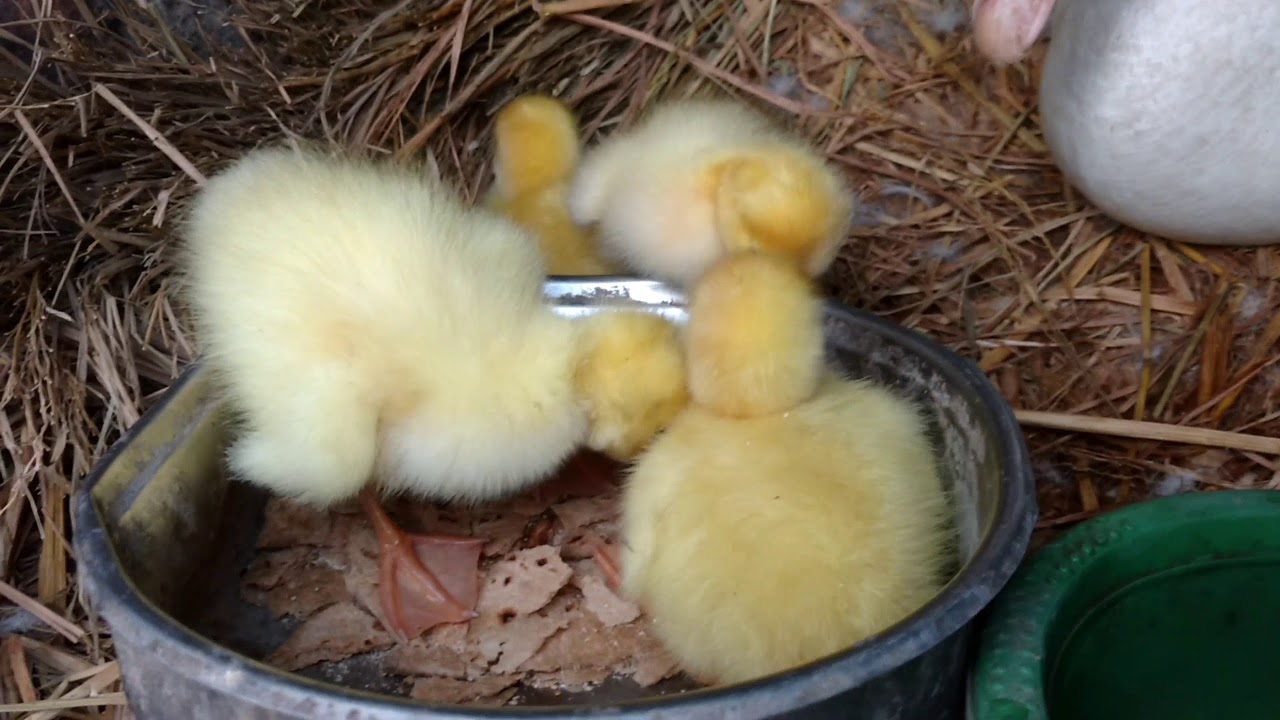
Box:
[592,541,623,593]
[360,490,484,642]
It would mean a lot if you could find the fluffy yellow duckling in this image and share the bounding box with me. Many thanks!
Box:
[178,144,686,642]
[614,251,953,686]
[566,97,855,287]
[485,94,621,276]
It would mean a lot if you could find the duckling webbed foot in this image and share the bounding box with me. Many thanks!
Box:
[360,490,484,642]
[592,541,623,592]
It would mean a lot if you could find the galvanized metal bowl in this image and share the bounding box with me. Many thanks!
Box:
[73,278,1036,720]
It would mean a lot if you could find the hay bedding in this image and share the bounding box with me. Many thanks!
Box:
[5,0,1280,712]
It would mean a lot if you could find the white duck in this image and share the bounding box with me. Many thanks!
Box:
[971,0,1280,246]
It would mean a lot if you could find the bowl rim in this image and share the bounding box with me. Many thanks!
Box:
[74,278,1037,719]
[966,488,1280,720]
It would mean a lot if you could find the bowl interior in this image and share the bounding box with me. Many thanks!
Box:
[1044,497,1280,720]
[81,279,1025,714]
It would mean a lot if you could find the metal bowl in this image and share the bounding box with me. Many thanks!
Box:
[73,277,1036,720]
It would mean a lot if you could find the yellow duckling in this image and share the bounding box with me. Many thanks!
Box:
[178,144,686,642]
[485,94,621,276]
[616,251,953,686]
[567,97,855,287]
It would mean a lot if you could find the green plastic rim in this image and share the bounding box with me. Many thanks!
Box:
[968,489,1280,720]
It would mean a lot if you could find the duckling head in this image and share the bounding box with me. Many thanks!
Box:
[571,310,690,460]
[712,144,854,279]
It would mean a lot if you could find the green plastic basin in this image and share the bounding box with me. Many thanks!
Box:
[969,489,1280,720]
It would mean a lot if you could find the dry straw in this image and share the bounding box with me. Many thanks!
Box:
[2,0,1278,713]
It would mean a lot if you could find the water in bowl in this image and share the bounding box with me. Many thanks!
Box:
[1046,554,1280,720]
